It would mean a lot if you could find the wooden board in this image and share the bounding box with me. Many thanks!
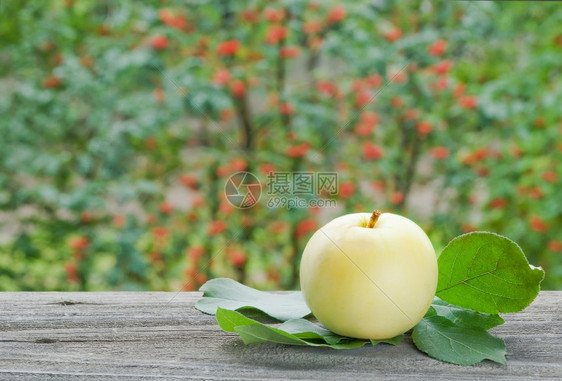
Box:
[0,291,560,380]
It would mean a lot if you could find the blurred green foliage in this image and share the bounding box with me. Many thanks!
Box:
[0,0,560,291]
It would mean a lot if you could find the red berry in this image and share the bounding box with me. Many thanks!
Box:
[152,227,169,240]
[185,268,197,279]
[529,187,543,199]
[179,174,198,189]
[219,201,234,215]
[296,219,316,238]
[428,39,447,56]
[391,96,404,108]
[159,9,187,30]
[362,142,384,160]
[360,112,378,126]
[390,191,404,205]
[316,80,338,96]
[80,56,93,68]
[216,165,230,178]
[150,35,168,50]
[354,90,372,108]
[534,117,546,129]
[208,220,227,236]
[264,8,284,22]
[153,88,165,103]
[228,249,247,267]
[354,123,374,137]
[113,215,126,228]
[489,198,507,210]
[280,102,294,115]
[286,143,310,158]
[259,163,276,175]
[371,181,385,191]
[265,25,288,45]
[366,74,383,88]
[149,251,162,263]
[187,246,205,261]
[230,157,247,172]
[339,181,355,199]
[195,273,208,285]
[548,240,562,252]
[542,170,557,183]
[434,76,449,90]
[229,79,246,98]
[67,236,89,251]
[42,76,61,88]
[192,196,205,208]
[416,121,433,136]
[220,108,235,121]
[213,68,231,85]
[80,211,92,223]
[459,95,478,109]
[217,39,240,56]
[431,147,449,160]
[303,20,322,35]
[241,9,259,23]
[433,60,453,75]
[529,215,548,233]
[453,82,466,97]
[389,70,407,84]
[65,262,79,283]
[462,224,477,233]
[327,5,346,23]
[159,202,173,214]
[383,28,402,42]
[280,46,300,59]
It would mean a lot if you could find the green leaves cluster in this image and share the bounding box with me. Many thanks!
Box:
[196,281,402,350]
[216,308,373,349]
[196,232,544,366]
[408,231,544,365]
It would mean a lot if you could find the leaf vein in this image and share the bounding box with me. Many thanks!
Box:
[460,281,531,300]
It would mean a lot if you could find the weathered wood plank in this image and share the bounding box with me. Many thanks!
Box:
[0,291,560,380]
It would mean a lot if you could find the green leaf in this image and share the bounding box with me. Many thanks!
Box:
[278,318,345,345]
[436,232,544,314]
[412,315,507,366]
[216,308,367,349]
[196,278,311,321]
[370,334,404,346]
[429,297,505,330]
[234,324,311,346]
[215,305,258,332]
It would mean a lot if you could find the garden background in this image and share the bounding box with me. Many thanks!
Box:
[0,0,560,291]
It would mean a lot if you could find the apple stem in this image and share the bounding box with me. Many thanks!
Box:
[367,210,381,228]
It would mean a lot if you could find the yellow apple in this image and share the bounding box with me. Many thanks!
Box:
[299,210,438,339]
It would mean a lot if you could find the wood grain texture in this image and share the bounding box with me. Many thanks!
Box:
[0,291,560,380]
